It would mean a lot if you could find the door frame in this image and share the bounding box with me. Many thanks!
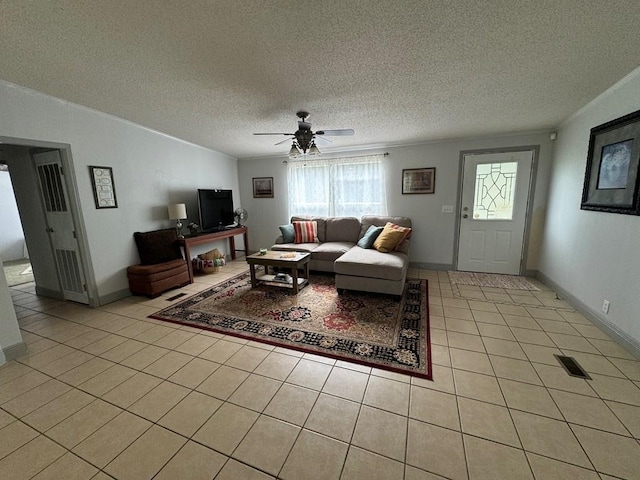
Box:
[0,135,98,306]
[453,145,540,275]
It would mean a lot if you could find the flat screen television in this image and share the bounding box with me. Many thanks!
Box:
[197,189,235,232]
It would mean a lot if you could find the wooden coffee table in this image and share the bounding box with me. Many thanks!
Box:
[246,250,311,294]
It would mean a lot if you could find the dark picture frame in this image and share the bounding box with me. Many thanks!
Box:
[402,168,435,194]
[581,109,640,215]
[89,165,118,208]
[253,177,274,198]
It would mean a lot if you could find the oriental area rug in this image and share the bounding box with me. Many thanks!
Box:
[151,272,432,379]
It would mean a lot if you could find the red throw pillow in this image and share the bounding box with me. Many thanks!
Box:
[293,221,319,243]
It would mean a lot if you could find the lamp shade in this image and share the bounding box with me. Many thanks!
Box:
[167,203,187,220]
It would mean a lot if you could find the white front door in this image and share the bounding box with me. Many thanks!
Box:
[457,149,534,275]
[33,150,89,304]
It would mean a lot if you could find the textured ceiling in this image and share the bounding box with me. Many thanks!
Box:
[1,1,640,159]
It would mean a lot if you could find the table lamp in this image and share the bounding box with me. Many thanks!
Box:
[167,203,187,238]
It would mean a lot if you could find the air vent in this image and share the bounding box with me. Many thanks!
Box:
[554,355,591,379]
[166,293,187,301]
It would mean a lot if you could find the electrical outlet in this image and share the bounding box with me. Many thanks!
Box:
[602,300,610,314]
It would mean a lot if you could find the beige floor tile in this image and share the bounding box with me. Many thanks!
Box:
[72,411,151,468]
[410,385,460,430]
[477,323,515,340]
[520,343,562,365]
[488,355,542,385]
[228,373,282,412]
[173,334,219,356]
[158,390,222,437]
[412,364,455,394]
[215,458,276,480]
[133,324,175,344]
[532,362,598,396]
[39,350,94,377]
[196,364,249,400]
[193,402,259,454]
[548,332,600,354]
[341,446,404,480]
[0,408,14,429]
[511,410,590,467]
[80,334,127,356]
[605,400,640,438]
[280,429,348,480]
[30,451,98,480]
[142,350,192,378]
[458,397,520,447]
[430,328,448,346]
[468,301,500,313]
[57,357,114,386]
[571,424,640,479]
[499,378,562,419]
[471,310,505,325]
[154,440,227,480]
[233,415,300,476]
[2,379,71,417]
[445,318,479,335]
[550,389,628,434]
[128,380,190,421]
[483,337,527,360]
[104,425,186,480]
[511,327,555,347]
[572,323,612,341]
[226,344,271,371]
[609,357,640,381]
[304,393,360,442]
[464,435,532,480]
[431,344,452,367]
[526,452,600,480]
[450,348,494,375]
[47,399,121,449]
[444,306,474,321]
[199,338,243,363]
[535,319,580,335]
[152,329,196,349]
[22,388,94,432]
[77,363,137,396]
[588,339,637,360]
[407,419,467,480]
[0,361,32,386]
[351,405,407,461]
[264,383,318,425]
[588,373,640,406]
[168,356,220,388]
[563,350,625,377]
[0,369,50,404]
[19,344,75,369]
[322,367,369,402]
[454,370,505,405]
[253,351,300,380]
[447,332,486,353]
[363,376,410,415]
[0,420,39,459]
[120,344,170,370]
[503,315,540,330]
[100,339,147,363]
[102,372,162,408]
[0,435,66,480]
[285,359,333,391]
[405,464,452,479]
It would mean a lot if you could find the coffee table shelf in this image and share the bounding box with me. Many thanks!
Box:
[246,250,311,294]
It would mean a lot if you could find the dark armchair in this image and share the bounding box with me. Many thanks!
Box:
[126,228,190,298]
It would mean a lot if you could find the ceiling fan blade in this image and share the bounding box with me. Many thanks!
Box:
[315,129,355,136]
[274,137,294,145]
[253,133,295,136]
[314,136,332,144]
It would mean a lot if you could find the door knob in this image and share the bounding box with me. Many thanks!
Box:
[45,227,55,233]
[463,206,469,211]
[463,214,468,219]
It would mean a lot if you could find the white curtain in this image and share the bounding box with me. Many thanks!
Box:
[287,154,387,217]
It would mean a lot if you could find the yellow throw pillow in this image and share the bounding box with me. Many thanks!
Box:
[373,222,412,253]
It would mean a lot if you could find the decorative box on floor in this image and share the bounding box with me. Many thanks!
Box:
[127,228,190,297]
[193,248,226,274]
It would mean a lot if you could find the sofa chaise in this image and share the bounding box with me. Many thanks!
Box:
[272,215,412,296]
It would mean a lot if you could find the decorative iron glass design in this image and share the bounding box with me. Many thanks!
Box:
[472,162,518,220]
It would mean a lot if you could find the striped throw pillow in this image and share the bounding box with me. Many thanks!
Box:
[293,221,319,243]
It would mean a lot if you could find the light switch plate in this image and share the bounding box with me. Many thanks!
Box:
[442,205,454,213]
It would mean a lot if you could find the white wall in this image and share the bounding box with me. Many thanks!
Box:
[0,170,26,262]
[538,68,640,348]
[0,80,239,304]
[0,263,23,364]
[238,132,553,270]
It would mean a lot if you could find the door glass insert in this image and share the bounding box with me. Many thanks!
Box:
[473,162,517,220]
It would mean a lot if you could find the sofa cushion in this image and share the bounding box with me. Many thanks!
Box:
[291,216,327,242]
[325,217,361,243]
[293,220,319,243]
[271,243,317,254]
[133,228,183,265]
[360,216,412,254]
[373,222,412,253]
[334,247,407,281]
[279,224,295,243]
[357,225,384,249]
[311,242,354,262]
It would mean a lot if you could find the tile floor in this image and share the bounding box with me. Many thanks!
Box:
[1,259,640,480]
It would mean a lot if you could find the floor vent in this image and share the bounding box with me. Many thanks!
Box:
[554,355,591,379]
[167,293,187,301]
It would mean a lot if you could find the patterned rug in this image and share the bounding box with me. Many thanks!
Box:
[151,271,431,379]
[448,271,540,291]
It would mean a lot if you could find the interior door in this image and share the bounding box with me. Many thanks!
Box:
[457,150,534,275]
[32,150,89,303]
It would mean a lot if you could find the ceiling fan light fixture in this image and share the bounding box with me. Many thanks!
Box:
[307,141,321,157]
[288,142,301,159]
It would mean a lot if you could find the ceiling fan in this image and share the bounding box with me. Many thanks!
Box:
[254,111,354,158]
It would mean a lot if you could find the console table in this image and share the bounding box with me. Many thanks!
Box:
[179,226,249,283]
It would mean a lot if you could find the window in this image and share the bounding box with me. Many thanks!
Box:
[287,154,387,217]
[472,162,518,220]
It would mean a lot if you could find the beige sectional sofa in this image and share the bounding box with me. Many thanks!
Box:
[272,215,412,296]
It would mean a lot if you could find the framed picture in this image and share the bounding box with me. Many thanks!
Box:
[253,177,274,198]
[89,166,118,208]
[402,168,435,194]
[581,109,640,215]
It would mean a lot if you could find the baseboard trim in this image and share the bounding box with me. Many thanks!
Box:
[410,262,453,271]
[34,285,64,300]
[98,287,132,306]
[536,271,640,359]
[1,341,27,362]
